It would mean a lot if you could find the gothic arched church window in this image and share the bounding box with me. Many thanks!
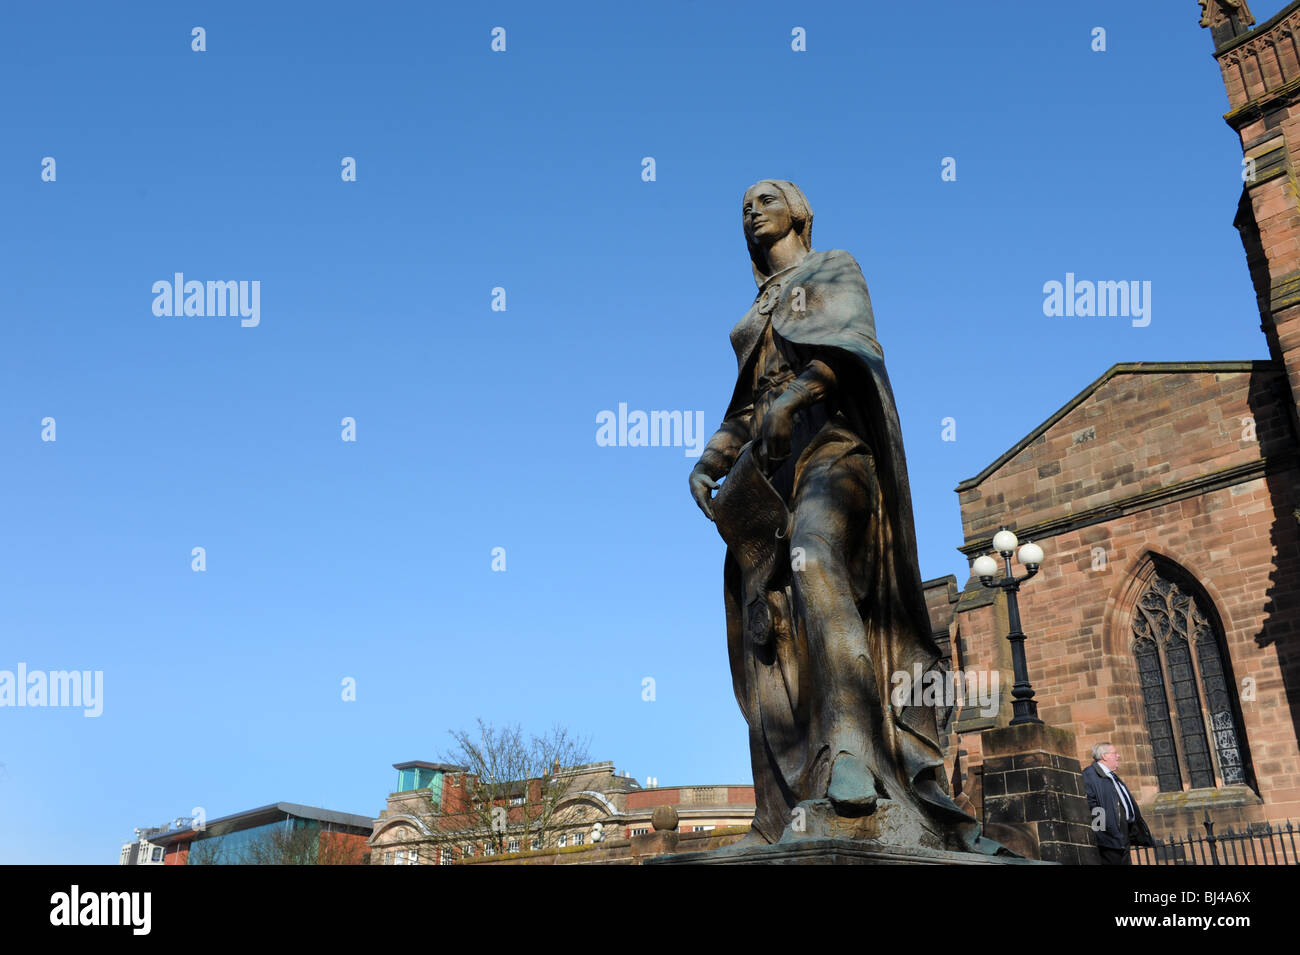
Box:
[1130,561,1249,793]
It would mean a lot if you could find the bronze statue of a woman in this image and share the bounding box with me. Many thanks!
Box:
[689,180,1000,853]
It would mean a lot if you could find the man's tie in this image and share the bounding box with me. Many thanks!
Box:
[1112,773,1135,823]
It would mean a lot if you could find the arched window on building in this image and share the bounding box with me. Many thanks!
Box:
[1130,557,1251,794]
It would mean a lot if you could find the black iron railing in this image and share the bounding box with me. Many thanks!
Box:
[1132,814,1299,865]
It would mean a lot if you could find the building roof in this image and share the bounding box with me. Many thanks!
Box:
[146,802,374,846]
[953,361,1273,492]
[392,761,467,773]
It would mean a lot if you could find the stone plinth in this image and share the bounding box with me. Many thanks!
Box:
[979,722,1096,864]
[630,829,679,858]
[646,837,1048,865]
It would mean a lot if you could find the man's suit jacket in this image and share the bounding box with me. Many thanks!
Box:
[1082,763,1154,850]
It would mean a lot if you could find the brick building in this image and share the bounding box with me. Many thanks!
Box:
[369,759,754,864]
[929,0,1300,844]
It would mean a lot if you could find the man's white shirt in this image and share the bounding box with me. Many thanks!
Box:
[1097,762,1135,822]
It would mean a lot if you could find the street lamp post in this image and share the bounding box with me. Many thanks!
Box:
[972,526,1045,727]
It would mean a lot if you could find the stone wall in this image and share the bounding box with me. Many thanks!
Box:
[949,364,1300,841]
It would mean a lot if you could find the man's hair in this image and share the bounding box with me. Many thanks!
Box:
[1092,742,1114,762]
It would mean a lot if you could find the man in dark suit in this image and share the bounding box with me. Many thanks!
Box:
[1083,742,1154,864]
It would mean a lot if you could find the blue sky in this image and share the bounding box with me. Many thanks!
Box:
[0,1,1271,863]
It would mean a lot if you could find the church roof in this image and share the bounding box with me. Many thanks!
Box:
[954,361,1273,493]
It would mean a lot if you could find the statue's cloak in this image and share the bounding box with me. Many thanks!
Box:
[723,248,933,658]
[719,248,988,846]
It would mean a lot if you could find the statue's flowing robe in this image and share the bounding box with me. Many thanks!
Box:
[716,249,993,850]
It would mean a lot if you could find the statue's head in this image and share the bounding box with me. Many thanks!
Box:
[743,180,813,285]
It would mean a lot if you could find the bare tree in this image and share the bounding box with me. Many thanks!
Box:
[441,719,591,857]
[240,823,321,865]
[317,827,369,865]
[184,838,224,865]
[186,821,367,865]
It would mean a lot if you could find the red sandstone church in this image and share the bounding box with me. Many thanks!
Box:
[931,0,1300,845]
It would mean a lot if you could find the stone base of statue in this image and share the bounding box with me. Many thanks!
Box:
[646,798,1052,865]
[646,842,1047,865]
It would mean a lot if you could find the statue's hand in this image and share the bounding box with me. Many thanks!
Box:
[760,405,793,468]
[689,467,721,522]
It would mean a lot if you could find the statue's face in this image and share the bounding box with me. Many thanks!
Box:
[743,183,793,244]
